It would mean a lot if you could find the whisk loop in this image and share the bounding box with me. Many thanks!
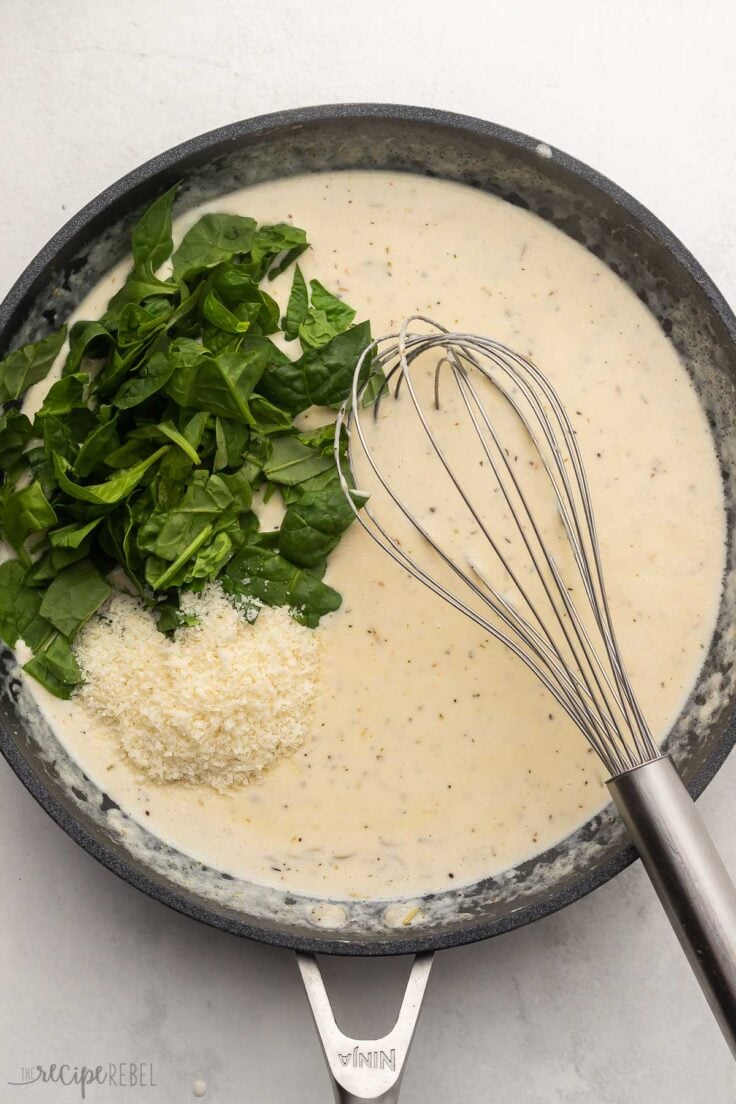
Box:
[335,316,660,777]
[338,316,736,1057]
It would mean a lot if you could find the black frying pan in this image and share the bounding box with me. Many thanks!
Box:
[1,104,735,1099]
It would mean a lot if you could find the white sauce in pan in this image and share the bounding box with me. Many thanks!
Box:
[25,171,726,900]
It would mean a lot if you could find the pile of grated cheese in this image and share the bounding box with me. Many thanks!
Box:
[73,585,321,790]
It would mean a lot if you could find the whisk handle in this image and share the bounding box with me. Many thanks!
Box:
[608,755,736,1056]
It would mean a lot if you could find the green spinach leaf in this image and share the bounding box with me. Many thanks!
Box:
[0,327,67,403]
[299,320,373,407]
[223,546,341,627]
[282,265,309,340]
[0,560,45,648]
[23,633,81,699]
[39,560,111,638]
[64,321,112,375]
[171,213,257,280]
[264,436,334,486]
[0,482,57,560]
[278,487,359,568]
[166,345,268,420]
[53,446,169,506]
[36,372,89,418]
[0,410,34,471]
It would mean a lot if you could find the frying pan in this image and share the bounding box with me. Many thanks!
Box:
[2,104,736,1101]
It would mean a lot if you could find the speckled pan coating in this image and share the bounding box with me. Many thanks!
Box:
[1,103,736,956]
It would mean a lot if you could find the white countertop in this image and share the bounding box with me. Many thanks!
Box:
[2,2,736,1101]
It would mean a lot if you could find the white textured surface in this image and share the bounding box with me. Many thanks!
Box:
[1,1,736,1100]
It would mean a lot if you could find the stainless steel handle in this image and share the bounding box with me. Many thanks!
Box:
[608,755,736,1056]
[297,951,434,1103]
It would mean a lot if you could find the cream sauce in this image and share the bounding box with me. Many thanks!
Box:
[25,171,726,900]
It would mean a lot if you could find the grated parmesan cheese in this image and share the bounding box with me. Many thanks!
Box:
[73,585,320,790]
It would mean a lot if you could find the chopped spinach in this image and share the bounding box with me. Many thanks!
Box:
[0,188,372,696]
[0,327,67,403]
[222,547,342,628]
[39,560,111,638]
[279,487,363,568]
[263,437,334,486]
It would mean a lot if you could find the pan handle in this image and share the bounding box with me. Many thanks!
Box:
[296,951,434,1104]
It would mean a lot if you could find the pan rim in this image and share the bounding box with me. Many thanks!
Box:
[1,101,735,956]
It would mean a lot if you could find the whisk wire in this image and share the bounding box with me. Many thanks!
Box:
[336,317,660,776]
[447,358,635,756]
[447,343,654,771]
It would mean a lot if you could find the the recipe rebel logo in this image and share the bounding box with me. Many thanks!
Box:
[8,1062,157,1098]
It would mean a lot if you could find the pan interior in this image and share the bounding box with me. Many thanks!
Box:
[2,108,736,953]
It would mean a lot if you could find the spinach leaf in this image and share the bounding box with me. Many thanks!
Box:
[171,213,257,280]
[361,363,388,406]
[180,410,210,451]
[278,487,358,568]
[42,414,78,465]
[102,504,143,591]
[219,467,253,511]
[144,471,233,562]
[0,410,34,471]
[298,280,356,349]
[132,185,177,271]
[201,265,280,337]
[213,418,250,471]
[0,326,66,403]
[25,445,57,500]
[166,345,268,421]
[53,446,169,506]
[39,560,111,638]
[299,320,373,407]
[257,322,372,414]
[247,394,294,434]
[105,272,178,320]
[0,561,45,648]
[48,517,103,549]
[144,520,216,590]
[155,594,200,634]
[36,372,88,418]
[0,482,57,560]
[297,310,335,350]
[282,265,309,340]
[223,546,341,627]
[267,243,309,280]
[243,335,309,415]
[105,187,178,318]
[309,279,356,332]
[250,223,308,278]
[280,465,341,504]
[103,438,155,469]
[64,321,113,375]
[150,448,193,510]
[202,287,259,335]
[73,411,120,478]
[116,300,172,348]
[187,530,234,580]
[155,421,201,464]
[299,422,340,453]
[50,541,96,572]
[264,436,334,486]
[111,350,175,409]
[24,633,81,699]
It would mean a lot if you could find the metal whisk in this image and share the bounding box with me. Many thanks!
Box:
[335,316,736,1056]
